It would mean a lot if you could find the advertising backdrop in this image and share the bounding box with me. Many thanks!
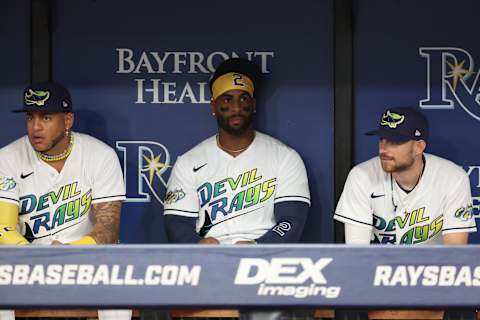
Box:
[50,1,335,243]
[6,1,476,244]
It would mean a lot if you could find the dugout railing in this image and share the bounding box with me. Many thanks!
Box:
[1,245,479,319]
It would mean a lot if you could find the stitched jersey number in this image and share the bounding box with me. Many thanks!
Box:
[272,221,291,237]
[232,73,244,86]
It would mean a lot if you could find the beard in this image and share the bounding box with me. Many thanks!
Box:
[216,113,253,136]
[35,131,66,154]
[380,155,415,173]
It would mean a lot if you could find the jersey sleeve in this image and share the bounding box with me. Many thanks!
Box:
[442,170,477,235]
[0,157,20,206]
[91,147,126,204]
[0,153,26,244]
[163,155,200,218]
[274,149,310,206]
[334,166,374,229]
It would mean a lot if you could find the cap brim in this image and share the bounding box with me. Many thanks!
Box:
[365,128,412,142]
[11,107,71,113]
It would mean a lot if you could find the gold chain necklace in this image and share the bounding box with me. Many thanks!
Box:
[37,133,74,162]
[216,132,255,154]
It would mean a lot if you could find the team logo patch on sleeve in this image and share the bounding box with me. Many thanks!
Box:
[0,177,16,191]
[165,189,186,204]
[454,205,473,221]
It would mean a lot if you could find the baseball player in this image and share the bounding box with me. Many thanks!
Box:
[334,107,477,245]
[163,58,311,245]
[0,82,131,320]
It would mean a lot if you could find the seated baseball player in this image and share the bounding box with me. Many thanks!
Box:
[163,57,311,245]
[163,57,313,320]
[0,82,131,320]
[335,107,477,245]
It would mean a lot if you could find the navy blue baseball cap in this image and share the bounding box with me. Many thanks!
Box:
[13,81,73,113]
[365,107,429,142]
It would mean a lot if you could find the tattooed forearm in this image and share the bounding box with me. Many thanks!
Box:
[89,201,122,244]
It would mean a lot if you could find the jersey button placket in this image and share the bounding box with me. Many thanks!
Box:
[395,210,401,244]
[225,159,236,238]
[47,172,58,241]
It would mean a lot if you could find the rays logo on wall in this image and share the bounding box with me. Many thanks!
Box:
[419,47,480,121]
[116,141,171,205]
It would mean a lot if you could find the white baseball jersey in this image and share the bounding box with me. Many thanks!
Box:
[0,132,125,245]
[334,153,476,245]
[164,131,310,244]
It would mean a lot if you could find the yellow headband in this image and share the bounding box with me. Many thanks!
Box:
[211,72,254,100]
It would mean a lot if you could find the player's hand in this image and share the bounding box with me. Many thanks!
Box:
[198,237,220,245]
[235,240,256,245]
[50,240,64,245]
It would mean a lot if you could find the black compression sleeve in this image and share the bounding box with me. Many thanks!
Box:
[164,215,202,243]
[255,201,309,243]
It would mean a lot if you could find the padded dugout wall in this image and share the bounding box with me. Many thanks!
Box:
[353,0,480,242]
[1,1,30,143]
[50,0,335,243]
[4,0,478,244]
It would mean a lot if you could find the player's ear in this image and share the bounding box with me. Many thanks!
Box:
[415,139,426,155]
[64,112,74,130]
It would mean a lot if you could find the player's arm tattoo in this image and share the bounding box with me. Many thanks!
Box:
[89,201,122,244]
